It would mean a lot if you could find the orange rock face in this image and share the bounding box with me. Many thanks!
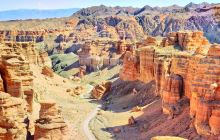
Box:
[189,44,220,136]
[34,100,69,140]
[161,31,210,51]
[162,74,183,115]
[0,44,34,112]
[138,47,155,83]
[0,92,27,140]
[120,31,220,136]
[138,37,158,48]
[119,51,139,81]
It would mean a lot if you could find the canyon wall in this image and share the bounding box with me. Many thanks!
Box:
[78,40,130,72]
[120,31,220,136]
[0,33,58,139]
[0,30,45,43]
[0,92,27,139]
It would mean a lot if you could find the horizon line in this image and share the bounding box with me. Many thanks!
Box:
[0,2,219,12]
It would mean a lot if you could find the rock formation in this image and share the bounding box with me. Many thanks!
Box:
[138,47,155,83]
[120,31,220,136]
[0,30,45,43]
[0,43,34,112]
[161,31,210,51]
[34,100,68,140]
[42,66,54,77]
[91,81,112,100]
[162,74,183,115]
[0,92,27,140]
[78,40,121,72]
[119,51,139,81]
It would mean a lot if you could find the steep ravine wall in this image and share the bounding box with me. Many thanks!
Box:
[119,31,220,136]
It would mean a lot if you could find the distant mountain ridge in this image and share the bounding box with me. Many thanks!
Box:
[0,8,80,21]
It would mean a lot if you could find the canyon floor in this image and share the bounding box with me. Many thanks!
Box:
[32,65,137,140]
[31,64,203,140]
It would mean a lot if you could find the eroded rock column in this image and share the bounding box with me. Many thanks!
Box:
[162,74,183,115]
[34,100,68,140]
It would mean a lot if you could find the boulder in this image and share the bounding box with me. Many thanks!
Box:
[91,81,112,100]
[42,66,54,77]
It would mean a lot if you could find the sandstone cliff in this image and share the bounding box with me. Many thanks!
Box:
[119,31,220,136]
[0,92,27,139]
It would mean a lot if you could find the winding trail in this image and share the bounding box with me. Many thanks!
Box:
[83,104,101,140]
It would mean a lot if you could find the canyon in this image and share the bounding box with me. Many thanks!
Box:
[119,31,220,137]
[0,1,219,140]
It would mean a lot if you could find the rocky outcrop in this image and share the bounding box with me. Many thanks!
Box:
[119,31,220,136]
[91,81,112,100]
[4,42,52,67]
[119,51,139,81]
[0,30,45,43]
[78,40,121,72]
[138,47,155,83]
[0,44,34,112]
[0,92,27,140]
[162,74,183,115]
[161,31,210,51]
[189,44,220,136]
[78,65,86,77]
[34,100,68,140]
[42,66,54,77]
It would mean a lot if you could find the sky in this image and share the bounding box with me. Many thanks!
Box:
[0,0,219,11]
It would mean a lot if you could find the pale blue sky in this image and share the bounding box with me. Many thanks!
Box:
[0,0,219,11]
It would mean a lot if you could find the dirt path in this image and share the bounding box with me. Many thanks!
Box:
[83,105,101,140]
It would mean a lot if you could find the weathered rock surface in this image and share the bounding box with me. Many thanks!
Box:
[162,74,183,115]
[161,31,210,51]
[119,51,139,81]
[91,81,112,100]
[0,92,27,140]
[120,31,220,136]
[78,40,122,72]
[0,30,45,43]
[138,47,155,83]
[34,100,69,140]
[0,43,34,112]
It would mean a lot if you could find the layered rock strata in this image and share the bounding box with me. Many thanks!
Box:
[78,41,124,72]
[34,100,68,140]
[0,30,45,43]
[119,31,220,136]
[0,92,27,140]
[161,31,210,51]
[0,44,34,112]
